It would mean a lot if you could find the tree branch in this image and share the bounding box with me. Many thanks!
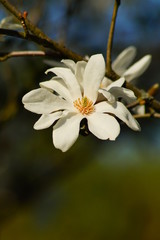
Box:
[0,50,49,61]
[0,0,83,61]
[134,112,160,119]
[0,28,83,61]
[106,0,120,80]
[126,82,160,113]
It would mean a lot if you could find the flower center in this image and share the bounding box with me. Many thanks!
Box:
[73,97,94,115]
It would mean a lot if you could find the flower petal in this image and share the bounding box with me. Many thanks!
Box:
[75,60,87,89]
[112,46,137,75]
[100,77,113,88]
[109,87,137,103]
[106,77,125,91]
[83,54,105,103]
[123,55,152,82]
[61,59,76,72]
[22,88,72,114]
[34,111,63,130]
[53,112,83,152]
[46,67,82,100]
[133,105,145,115]
[95,101,140,131]
[98,89,116,103]
[40,79,72,102]
[87,112,120,140]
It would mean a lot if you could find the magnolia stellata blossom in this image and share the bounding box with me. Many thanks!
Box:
[22,54,140,152]
[100,46,152,114]
[112,46,152,82]
[0,16,23,42]
[0,16,23,30]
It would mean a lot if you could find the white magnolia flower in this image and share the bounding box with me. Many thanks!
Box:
[0,16,23,42]
[100,46,152,114]
[0,16,23,30]
[22,54,140,152]
[112,46,152,82]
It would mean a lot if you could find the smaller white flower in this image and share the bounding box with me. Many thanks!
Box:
[112,46,152,82]
[22,54,140,152]
[100,46,152,115]
[0,16,23,30]
[0,16,23,42]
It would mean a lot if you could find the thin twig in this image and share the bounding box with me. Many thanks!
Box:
[126,81,160,112]
[106,0,120,80]
[134,112,160,119]
[147,83,159,97]
[154,113,160,118]
[19,11,29,36]
[133,113,152,119]
[127,100,140,109]
[0,50,47,61]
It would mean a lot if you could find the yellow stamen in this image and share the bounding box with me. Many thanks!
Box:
[73,97,94,115]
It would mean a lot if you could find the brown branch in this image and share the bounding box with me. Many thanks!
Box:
[134,112,160,119]
[154,113,160,118]
[133,113,152,119]
[126,82,160,113]
[106,0,120,80]
[150,99,160,112]
[0,0,83,61]
[127,99,140,109]
[147,83,159,97]
[0,50,48,61]
[0,28,83,61]
[0,28,25,38]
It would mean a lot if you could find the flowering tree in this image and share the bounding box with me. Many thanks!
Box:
[0,0,160,152]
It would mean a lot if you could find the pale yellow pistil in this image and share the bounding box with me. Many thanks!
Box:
[73,97,94,115]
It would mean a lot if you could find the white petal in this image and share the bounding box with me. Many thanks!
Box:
[100,77,113,88]
[47,67,82,100]
[87,112,120,140]
[40,77,62,91]
[34,111,63,130]
[123,55,152,82]
[133,105,145,115]
[75,60,87,89]
[106,77,125,91]
[109,87,137,103]
[98,89,116,103]
[40,79,72,102]
[22,88,72,114]
[95,101,140,131]
[53,113,83,152]
[61,59,76,72]
[83,54,105,103]
[112,46,137,75]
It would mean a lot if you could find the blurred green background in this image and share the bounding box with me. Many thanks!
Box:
[0,0,160,239]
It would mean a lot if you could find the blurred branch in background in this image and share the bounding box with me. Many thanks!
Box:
[106,0,120,79]
[0,50,46,61]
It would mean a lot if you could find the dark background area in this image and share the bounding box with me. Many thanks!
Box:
[0,0,160,239]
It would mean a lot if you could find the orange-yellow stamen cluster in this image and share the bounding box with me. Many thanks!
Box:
[73,97,94,115]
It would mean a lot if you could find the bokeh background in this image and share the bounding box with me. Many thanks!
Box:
[0,0,160,239]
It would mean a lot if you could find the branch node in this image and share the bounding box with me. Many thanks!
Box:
[19,11,29,37]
